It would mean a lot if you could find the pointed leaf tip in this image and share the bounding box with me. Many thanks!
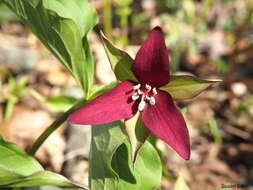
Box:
[160,75,221,100]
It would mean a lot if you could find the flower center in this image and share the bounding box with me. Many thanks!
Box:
[131,84,157,111]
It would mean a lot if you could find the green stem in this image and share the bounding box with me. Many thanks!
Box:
[4,97,17,122]
[28,98,86,155]
[103,0,113,40]
[121,13,128,45]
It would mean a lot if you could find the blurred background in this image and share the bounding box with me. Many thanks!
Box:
[0,0,252,189]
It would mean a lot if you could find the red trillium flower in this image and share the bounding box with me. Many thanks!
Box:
[68,27,190,160]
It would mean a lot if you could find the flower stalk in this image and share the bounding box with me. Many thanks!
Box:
[28,98,87,156]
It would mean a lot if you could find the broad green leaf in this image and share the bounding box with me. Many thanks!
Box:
[134,141,162,190]
[0,136,88,189]
[2,171,84,187]
[0,3,19,22]
[100,31,138,82]
[111,139,162,190]
[174,176,190,190]
[3,0,98,97]
[46,95,77,113]
[111,140,140,190]
[160,75,221,100]
[89,121,127,190]
[89,121,162,190]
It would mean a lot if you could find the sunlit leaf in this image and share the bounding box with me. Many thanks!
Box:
[0,136,88,189]
[134,141,162,190]
[46,95,77,113]
[3,0,98,97]
[89,121,162,190]
[160,75,221,100]
[89,121,127,190]
[0,3,19,22]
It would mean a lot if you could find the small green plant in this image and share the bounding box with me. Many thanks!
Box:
[4,75,28,121]
[115,0,132,45]
[208,119,223,144]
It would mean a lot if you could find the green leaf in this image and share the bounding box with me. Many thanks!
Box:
[211,58,229,74]
[0,136,88,189]
[208,119,222,144]
[111,140,139,190]
[134,141,162,190]
[3,0,98,97]
[111,139,162,190]
[100,31,138,82]
[89,121,127,190]
[5,75,29,121]
[174,176,190,190]
[46,95,77,113]
[89,121,162,190]
[160,75,221,100]
[0,3,19,22]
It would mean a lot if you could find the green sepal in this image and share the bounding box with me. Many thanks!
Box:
[125,112,150,162]
[160,75,221,100]
[100,31,138,82]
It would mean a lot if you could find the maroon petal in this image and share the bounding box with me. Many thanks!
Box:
[68,81,137,125]
[141,90,190,160]
[132,26,170,87]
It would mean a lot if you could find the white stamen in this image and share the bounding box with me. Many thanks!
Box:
[145,95,151,100]
[131,95,139,101]
[137,89,143,95]
[149,96,156,105]
[133,84,141,90]
[145,84,151,91]
[132,83,156,109]
[138,100,146,111]
[152,88,157,95]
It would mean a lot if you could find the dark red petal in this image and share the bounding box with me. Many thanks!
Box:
[68,81,137,125]
[141,90,190,160]
[132,26,170,87]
